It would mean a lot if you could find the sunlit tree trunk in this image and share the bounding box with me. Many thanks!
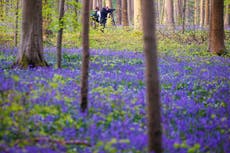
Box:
[134,0,142,30]
[80,0,90,112]
[204,0,210,26]
[164,0,174,30]
[208,0,225,55]
[142,0,162,152]
[175,0,183,25]
[105,0,112,8]
[160,0,165,24]
[15,0,48,68]
[56,0,65,68]
[199,0,204,27]
[127,0,133,25]
[92,0,97,9]
[224,4,230,28]
[122,0,129,26]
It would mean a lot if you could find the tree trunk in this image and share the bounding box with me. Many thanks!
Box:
[14,0,19,47]
[208,0,225,55]
[164,0,174,30]
[182,0,186,33]
[56,0,65,68]
[122,0,129,26]
[116,0,122,25]
[105,0,112,8]
[194,0,199,25]
[199,0,204,27]
[15,0,48,68]
[204,0,210,26]
[142,0,162,152]
[224,4,230,28]
[134,0,142,30]
[80,0,90,112]
[127,0,133,25]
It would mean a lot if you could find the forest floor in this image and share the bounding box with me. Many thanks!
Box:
[0,29,229,153]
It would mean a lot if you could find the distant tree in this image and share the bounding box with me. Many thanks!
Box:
[134,0,142,30]
[14,0,19,47]
[194,0,199,25]
[164,0,174,30]
[15,0,48,68]
[105,0,112,8]
[208,0,225,55]
[116,0,122,25]
[122,0,129,26]
[182,0,186,33]
[127,0,134,25]
[204,0,210,26]
[56,0,65,68]
[80,0,90,112]
[142,0,162,153]
[200,0,204,27]
[224,3,230,27]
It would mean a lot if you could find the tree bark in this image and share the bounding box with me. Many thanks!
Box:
[122,0,129,26]
[15,0,48,68]
[56,0,65,68]
[194,0,199,25]
[224,4,230,28]
[14,0,19,47]
[134,0,142,30]
[80,0,90,112]
[116,0,122,25]
[199,0,204,27]
[142,0,162,152]
[182,0,186,33]
[208,0,225,55]
[105,0,112,8]
[164,0,175,30]
[204,0,210,26]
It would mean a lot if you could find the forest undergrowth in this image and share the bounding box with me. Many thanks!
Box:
[0,28,229,153]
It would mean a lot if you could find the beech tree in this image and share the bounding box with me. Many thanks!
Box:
[80,0,90,112]
[142,0,162,152]
[134,0,142,30]
[15,0,48,68]
[56,0,65,68]
[122,0,129,26]
[208,0,226,55]
[164,0,174,29]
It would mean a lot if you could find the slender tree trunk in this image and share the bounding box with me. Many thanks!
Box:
[14,0,19,47]
[199,0,204,27]
[142,0,162,152]
[182,0,186,33]
[194,0,199,25]
[105,0,112,8]
[134,0,142,30]
[56,0,65,68]
[160,0,165,24]
[224,4,230,28]
[204,0,210,26]
[116,0,122,25]
[15,0,48,68]
[122,0,129,26]
[127,0,133,25]
[164,0,174,30]
[176,0,183,25]
[80,0,90,112]
[208,0,225,55]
